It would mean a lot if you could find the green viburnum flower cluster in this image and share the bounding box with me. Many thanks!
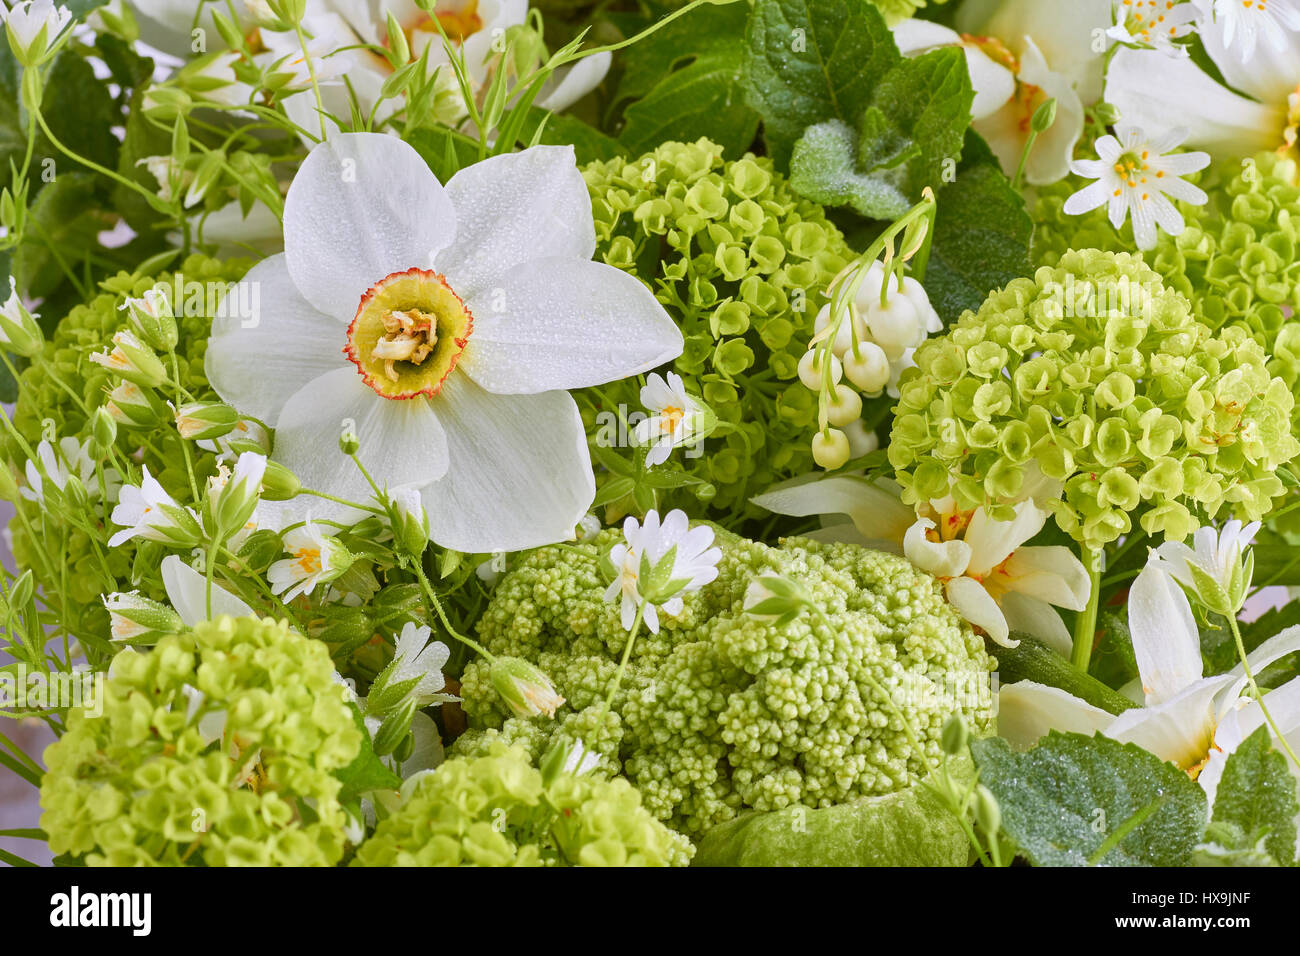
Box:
[40,616,361,866]
[352,742,693,866]
[580,138,853,519]
[889,249,1300,550]
[1033,151,1300,371]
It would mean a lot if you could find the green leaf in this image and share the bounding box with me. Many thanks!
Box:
[36,50,120,176]
[923,130,1033,324]
[519,109,625,165]
[12,171,103,299]
[1253,545,1300,587]
[620,52,759,158]
[404,125,483,183]
[742,0,901,170]
[1210,725,1298,866]
[789,119,909,219]
[971,732,1208,866]
[693,758,973,866]
[334,702,402,804]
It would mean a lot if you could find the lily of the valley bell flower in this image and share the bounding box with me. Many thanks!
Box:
[205,133,682,553]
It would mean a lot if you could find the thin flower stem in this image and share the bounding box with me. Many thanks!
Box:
[1071,546,1102,673]
[32,109,161,204]
[602,600,647,717]
[1227,613,1300,772]
[294,22,330,143]
[410,561,494,662]
[169,355,201,503]
[298,487,385,515]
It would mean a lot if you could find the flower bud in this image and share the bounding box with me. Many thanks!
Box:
[940,714,968,756]
[489,656,565,719]
[307,605,373,648]
[0,277,43,357]
[973,784,1001,836]
[390,487,429,559]
[102,591,184,644]
[89,329,167,388]
[258,459,301,501]
[105,381,169,428]
[175,401,240,441]
[811,428,850,469]
[120,289,178,353]
[89,407,118,458]
[339,424,360,456]
[742,575,807,627]
[371,695,417,757]
[61,474,89,513]
[208,451,266,543]
[8,569,34,613]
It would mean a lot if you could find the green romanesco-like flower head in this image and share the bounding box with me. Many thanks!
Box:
[580,139,853,523]
[40,615,361,866]
[452,529,994,838]
[888,249,1300,550]
[352,742,693,866]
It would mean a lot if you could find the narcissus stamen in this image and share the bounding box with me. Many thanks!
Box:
[345,268,473,400]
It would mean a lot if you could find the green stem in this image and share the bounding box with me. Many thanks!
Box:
[411,561,494,661]
[1227,613,1300,772]
[601,600,646,717]
[294,22,330,143]
[1071,545,1102,673]
[32,110,160,204]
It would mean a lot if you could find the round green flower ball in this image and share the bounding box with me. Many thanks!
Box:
[40,615,361,866]
[889,249,1300,550]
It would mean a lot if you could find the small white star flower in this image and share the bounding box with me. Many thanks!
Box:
[1063,124,1210,249]
[633,372,701,466]
[1108,0,1199,56]
[388,622,456,707]
[267,519,353,601]
[0,0,72,66]
[108,465,204,549]
[602,509,721,634]
[22,437,118,507]
[1196,0,1300,60]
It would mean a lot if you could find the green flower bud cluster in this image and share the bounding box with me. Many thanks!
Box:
[579,139,853,520]
[40,615,361,866]
[1033,152,1300,370]
[351,743,692,866]
[888,249,1300,550]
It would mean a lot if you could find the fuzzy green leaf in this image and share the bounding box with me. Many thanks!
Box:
[972,731,1208,867]
[789,119,910,219]
[1210,725,1298,865]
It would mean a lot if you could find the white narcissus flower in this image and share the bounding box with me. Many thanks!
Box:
[204,134,681,553]
[1148,518,1260,612]
[267,519,352,601]
[0,0,72,65]
[387,622,456,706]
[634,371,700,467]
[108,466,204,548]
[22,437,119,506]
[602,508,722,634]
[1106,4,1300,158]
[999,559,1300,790]
[1063,124,1210,249]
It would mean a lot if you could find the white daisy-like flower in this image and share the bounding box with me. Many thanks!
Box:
[633,372,700,467]
[388,622,457,706]
[267,518,352,601]
[22,437,119,506]
[602,508,722,634]
[561,737,601,776]
[1107,0,1199,55]
[1063,124,1210,249]
[1149,518,1260,611]
[108,466,204,549]
[204,133,681,553]
[1194,0,1300,60]
[0,0,72,65]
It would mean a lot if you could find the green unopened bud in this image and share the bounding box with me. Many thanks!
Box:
[1030,97,1058,134]
[102,591,184,644]
[208,451,266,541]
[236,528,283,571]
[973,784,1001,836]
[259,460,301,501]
[489,656,565,719]
[393,729,415,764]
[339,424,360,456]
[372,695,418,756]
[174,401,239,441]
[390,487,429,559]
[0,462,18,503]
[211,10,244,50]
[121,289,178,352]
[105,381,169,428]
[0,277,44,357]
[89,408,118,458]
[89,330,166,387]
[385,10,410,65]
[8,570,34,613]
[307,605,373,647]
[742,574,808,628]
[940,714,968,756]
[92,0,140,42]
[142,86,192,120]
[61,474,89,513]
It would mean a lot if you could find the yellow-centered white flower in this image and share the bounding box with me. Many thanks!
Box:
[204,133,681,552]
[1063,124,1210,249]
[634,372,700,467]
[602,508,722,634]
[267,519,351,601]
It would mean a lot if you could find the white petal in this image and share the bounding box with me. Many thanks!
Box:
[963,500,1048,577]
[536,52,612,114]
[999,591,1073,656]
[1062,179,1110,215]
[905,520,973,577]
[997,680,1113,750]
[436,146,596,302]
[1200,9,1300,104]
[204,255,350,426]
[284,133,457,320]
[982,0,1111,102]
[161,555,255,625]
[420,375,594,552]
[751,474,915,545]
[1128,563,1203,705]
[1105,48,1286,158]
[1222,625,1300,708]
[1001,545,1091,610]
[946,575,1011,645]
[457,257,682,393]
[1106,675,1234,767]
[891,17,962,52]
[270,367,448,524]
